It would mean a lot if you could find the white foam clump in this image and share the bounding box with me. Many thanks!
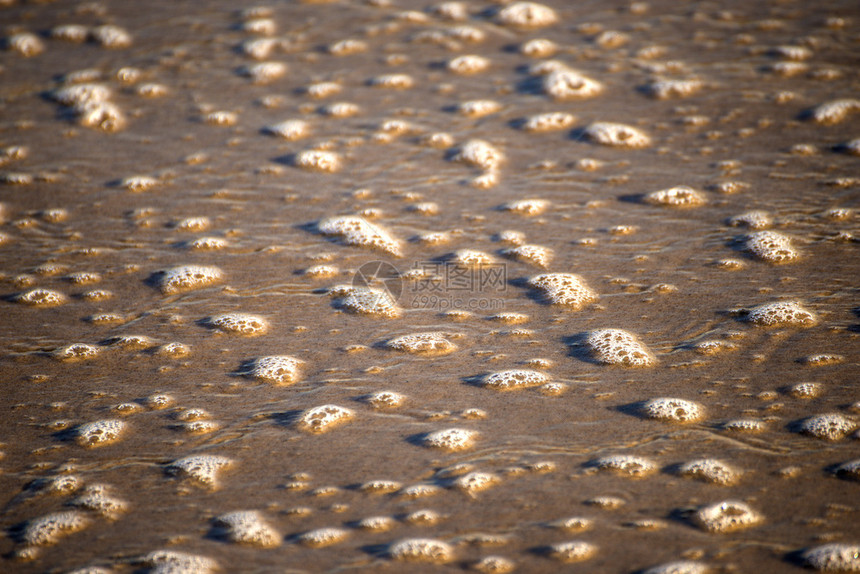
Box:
[294,150,342,172]
[453,139,505,170]
[523,112,575,132]
[812,99,860,125]
[298,527,349,547]
[527,273,597,309]
[385,332,457,355]
[728,210,771,229]
[167,455,234,488]
[584,121,650,148]
[123,175,159,192]
[592,455,656,477]
[8,32,45,57]
[496,2,558,28]
[458,99,501,117]
[23,511,89,546]
[207,313,269,336]
[647,78,704,99]
[746,300,816,327]
[214,510,280,548]
[70,484,128,519]
[155,265,223,294]
[801,543,860,572]
[693,501,763,533]
[503,198,549,215]
[366,391,406,409]
[329,285,401,318]
[76,419,125,447]
[482,369,548,391]
[142,550,219,574]
[448,55,490,74]
[296,405,354,433]
[834,459,860,482]
[247,356,303,385]
[644,186,706,207]
[423,428,478,451]
[549,541,598,563]
[91,25,132,48]
[640,398,703,423]
[317,215,401,256]
[799,414,857,440]
[454,471,499,493]
[265,119,310,140]
[390,538,454,563]
[544,69,604,100]
[15,288,68,307]
[586,329,655,367]
[678,459,741,485]
[642,561,712,574]
[503,244,554,268]
[745,230,799,263]
[241,61,286,84]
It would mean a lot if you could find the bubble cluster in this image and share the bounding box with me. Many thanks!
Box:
[294,150,342,172]
[23,511,89,546]
[245,356,303,385]
[154,265,223,294]
[746,301,816,327]
[453,139,505,171]
[167,455,234,488]
[527,273,597,309]
[590,455,656,477]
[677,459,740,485]
[206,313,269,336]
[482,369,548,391]
[640,398,703,423]
[295,405,354,433]
[385,332,458,355]
[141,550,219,574]
[503,244,554,268]
[798,414,856,441]
[70,484,128,519]
[548,541,597,563]
[745,231,799,263]
[214,511,280,548]
[317,216,401,255]
[544,69,604,100]
[14,288,68,307]
[585,122,650,148]
[693,501,763,533]
[423,428,478,451]
[585,329,655,367]
[641,561,711,574]
[389,538,454,563]
[644,186,706,207]
[76,419,126,447]
[329,285,401,318]
[298,527,349,548]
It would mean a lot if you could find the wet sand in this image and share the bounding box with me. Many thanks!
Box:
[0,0,859,572]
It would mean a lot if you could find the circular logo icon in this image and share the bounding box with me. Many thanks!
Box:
[352,261,402,301]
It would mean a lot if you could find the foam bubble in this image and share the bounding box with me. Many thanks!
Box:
[482,369,548,391]
[722,419,766,433]
[76,419,125,447]
[320,102,359,118]
[293,149,340,172]
[122,175,159,192]
[242,18,276,35]
[330,285,401,318]
[307,82,341,98]
[790,382,822,398]
[503,244,553,268]
[8,32,45,57]
[693,501,763,533]
[15,288,68,307]
[745,231,799,263]
[502,199,549,216]
[214,511,280,548]
[798,414,857,440]
[328,38,368,55]
[317,215,401,255]
[389,538,454,563]
[423,428,478,451]
[522,112,575,132]
[490,312,529,324]
[640,398,703,423]
[521,38,557,57]
[385,332,458,355]
[585,329,655,366]
[360,480,402,494]
[642,561,711,574]
[448,55,490,75]
[584,122,650,148]
[187,237,228,251]
[53,83,112,107]
[401,484,442,499]
[167,455,234,488]
[548,541,597,563]
[811,99,860,125]
[728,210,771,229]
[91,25,132,48]
[590,455,656,477]
[53,343,100,362]
[366,391,406,409]
[834,459,860,482]
[746,301,816,327]
[677,459,740,485]
[647,79,703,99]
[544,70,603,100]
[23,511,89,546]
[801,543,860,572]
[453,471,499,493]
[173,216,210,232]
[357,516,394,531]
[369,73,415,89]
[295,405,354,433]
[458,100,502,118]
[246,356,303,385]
[154,265,223,294]
[551,517,593,532]
[495,2,558,28]
[298,527,349,548]
[644,186,706,207]
[405,509,442,525]
[303,264,338,278]
[51,24,89,43]
[206,313,269,336]
[70,484,128,519]
[156,342,190,358]
[802,354,846,366]
[472,555,515,573]
[141,550,218,574]
[527,273,597,309]
[453,140,504,170]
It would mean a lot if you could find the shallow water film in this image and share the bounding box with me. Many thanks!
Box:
[1,0,859,572]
